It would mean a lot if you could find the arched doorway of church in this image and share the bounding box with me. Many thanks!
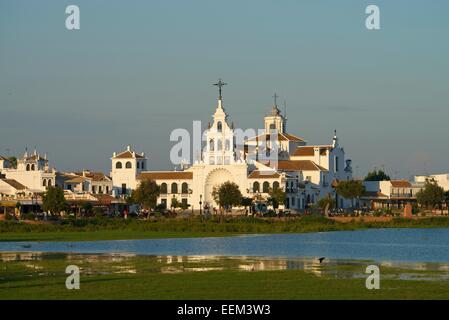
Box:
[204,168,234,208]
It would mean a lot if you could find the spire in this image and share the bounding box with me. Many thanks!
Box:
[273,92,279,108]
[213,78,227,100]
[270,92,281,116]
[332,129,338,148]
[283,100,288,132]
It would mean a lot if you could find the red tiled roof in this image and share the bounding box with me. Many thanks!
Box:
[74,172,111,182]
[92,194,116,205]
[1,179,26,190]
[113,150,145,159]
[292,146,315,156]
[248,170,280,179]
[247,133,305,143]
[138,171,193,180]
[390,180,412,188]
[268,160,328,172]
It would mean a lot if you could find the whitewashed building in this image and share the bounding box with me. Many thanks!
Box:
[415,174,449,191]
[0,149,56,193]
[110,82,354,211]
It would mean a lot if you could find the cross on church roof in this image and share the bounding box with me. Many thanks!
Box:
[214,78,227,99]
[273,92,279,107]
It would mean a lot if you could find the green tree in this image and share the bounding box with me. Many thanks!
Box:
[416,181,444,209]
[240,197,253,214]
[81,202,93,216]
[171,198,180,213]
[212,181,243,211]
[364,169,390,181]
[268,187,286,210]
[335,180,365,208]
[130,179,160,210]
[7,156,17,169]
[179,201,190,211]
[318,196,336,211]
[42,187,67,215]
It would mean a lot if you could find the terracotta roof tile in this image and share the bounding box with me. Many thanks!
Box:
[390,180,412,188]
[138,171,193,180]
[247,133,305,143]
[113,150,145,159]
[270,160,328,172]
[248,170,280,179]
[292,146,315,156]
[1,179,27,190]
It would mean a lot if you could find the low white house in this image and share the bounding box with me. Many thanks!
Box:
[415,174,449,191]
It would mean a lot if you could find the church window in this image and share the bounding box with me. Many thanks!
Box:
[26,164,30,171]
[181,182,188,194]
[217,121,222,132]
[136,162,140,169]
[160,183,168,194]
[47,179,52,187]
[225,139,230,151]
[270,123,276,130]
[253,181,260,193]
[209,157,215,165]
[209,139,214,151]
[217,139,223,151]
[263,181,270,193]
[171,183,178,194]
[42,179,47,187]
[126,161,132,169]
[31,164,35,171]
[273,181,280,190]
[116,162,122,169]
[182,198,188,207]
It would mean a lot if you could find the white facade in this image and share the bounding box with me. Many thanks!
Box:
[110,146,148,196]
[415,174,449,191]
[111,88,355,211]
[1,150,56,193]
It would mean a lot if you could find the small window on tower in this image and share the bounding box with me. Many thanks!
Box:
[270,123,276,130]
[217,121,222,132]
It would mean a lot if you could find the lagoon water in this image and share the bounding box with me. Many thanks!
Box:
[1,228,449,263]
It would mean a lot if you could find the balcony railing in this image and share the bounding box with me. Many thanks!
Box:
[390,193,415,198]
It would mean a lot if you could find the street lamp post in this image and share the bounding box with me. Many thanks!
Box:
[199,194,203,217]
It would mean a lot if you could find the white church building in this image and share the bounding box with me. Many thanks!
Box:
[0,149,56,194]
[110,80,354,212]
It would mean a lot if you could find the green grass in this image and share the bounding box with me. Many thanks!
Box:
[2,215,449,242]
[1,253,448,299]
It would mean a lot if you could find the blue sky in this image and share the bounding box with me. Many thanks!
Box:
[1,0,448,178]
